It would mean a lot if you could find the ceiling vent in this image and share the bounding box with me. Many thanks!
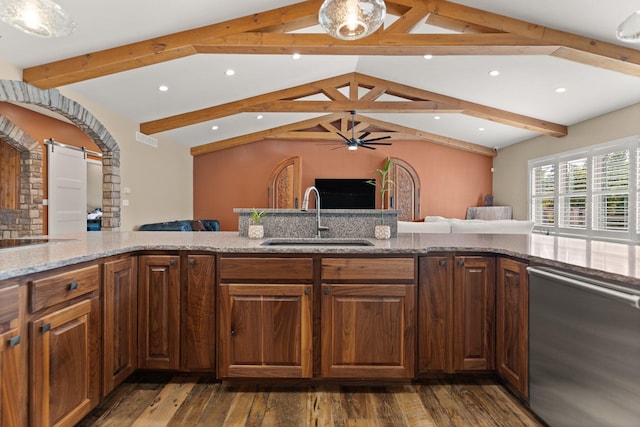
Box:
[135,131,158,148]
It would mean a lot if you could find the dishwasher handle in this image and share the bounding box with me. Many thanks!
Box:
[528,267,640,309]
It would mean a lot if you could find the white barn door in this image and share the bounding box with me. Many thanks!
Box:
[48,144,87,235]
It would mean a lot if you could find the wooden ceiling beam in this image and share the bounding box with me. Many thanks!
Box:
[425,14,500,34]
[425,0,640,76]
[383,3,431,34]
[22,0,325,88]
[354,73,567,137]
[243,100,461,113]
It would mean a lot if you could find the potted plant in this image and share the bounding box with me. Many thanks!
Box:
[248,208,266,239]
[367,158,393,239]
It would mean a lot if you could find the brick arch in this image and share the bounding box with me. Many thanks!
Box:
[0,80,120,230]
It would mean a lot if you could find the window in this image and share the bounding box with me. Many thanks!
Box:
[528,136,639,241]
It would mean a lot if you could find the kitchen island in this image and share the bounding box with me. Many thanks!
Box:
[1,231,639,426]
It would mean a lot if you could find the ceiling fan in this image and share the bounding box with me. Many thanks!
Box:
[335,111,392,151]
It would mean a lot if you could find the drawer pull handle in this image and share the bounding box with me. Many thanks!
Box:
[8,335,20,347]
[41,323,51,333]
[188,259,195,266]
[170,260,176,266]
[440,260,447,267]
[69,281,78,290]
[323,288,330,295]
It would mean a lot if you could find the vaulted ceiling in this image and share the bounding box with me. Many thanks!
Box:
[3,0,640,157]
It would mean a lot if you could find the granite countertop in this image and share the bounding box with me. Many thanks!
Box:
[1,231,639,288]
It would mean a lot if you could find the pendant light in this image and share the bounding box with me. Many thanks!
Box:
[318,0,386,41]
[616,10,640,43]
[0,0,75,38]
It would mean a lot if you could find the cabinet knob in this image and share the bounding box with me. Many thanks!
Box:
[68,281,78,290]
[41,323,51,333]
[188,259,195,266]
[8,335,20,347]
[440,260,447,267]
[169,260,176,266]
[323,288,330,295]
[458,260,465,266]
[230,329,236,336]
[304,289,310,296]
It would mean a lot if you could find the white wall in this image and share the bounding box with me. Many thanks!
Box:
[493,103,640,219]
[58,87,193,230]
[0,62,193,231]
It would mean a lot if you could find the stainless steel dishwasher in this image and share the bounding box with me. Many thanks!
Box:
[528,267,640,427]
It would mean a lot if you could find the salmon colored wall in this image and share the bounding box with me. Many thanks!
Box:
[0,102,99,234]
[193,139,493,231]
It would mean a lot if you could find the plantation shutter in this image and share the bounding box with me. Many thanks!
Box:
[531,164,555,226]
[592,149,629,231]
[558,158,587,229]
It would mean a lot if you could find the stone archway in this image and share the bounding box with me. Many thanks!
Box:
[0,117,43,237]
[0,80,120,230]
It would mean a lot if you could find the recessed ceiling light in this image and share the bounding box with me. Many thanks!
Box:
[488,70,500,77]
[423,54,433,60]
[478,127,485,132]
[292,52,301,60]
[434,116,441,120]
[256,115,263,120]
[555,87,567,93]
[158,85,168,92]
[211,125,219,130]
[225,69,235,76]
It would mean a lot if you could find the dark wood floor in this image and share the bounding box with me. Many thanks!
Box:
[78,373,543,427]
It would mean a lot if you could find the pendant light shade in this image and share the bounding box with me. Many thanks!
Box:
[318,0,386,41]
[0,0,75,38]
[616,10,640,43]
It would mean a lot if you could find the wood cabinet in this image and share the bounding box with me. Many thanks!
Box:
[496,258,529,399]
[182,254,216,371]
[321,258,416,379]
[103,256,137,395]
[453,256,495,371]
[138,255,181,370]
[0,284,26,427]
[218,257,313,378]
[418,255,495,373]
[29,264,101,427]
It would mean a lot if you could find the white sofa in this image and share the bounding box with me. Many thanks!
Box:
[398,216,534,234]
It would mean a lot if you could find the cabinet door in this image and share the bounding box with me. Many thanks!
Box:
[218,283,312,378]
[418,256,452,373]
[496,258,529,399]
[30,298,100,427]
[138,255,180,370]
[183,255,215,371]
[453,256,495,371]
[103,257,138,395]
[0,285,26,427]
[321,283,415,379]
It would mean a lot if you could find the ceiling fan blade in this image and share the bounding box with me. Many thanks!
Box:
[361,135,392,143]
[358,131,371,140]
[360,144,376,150]
[336,132,351,143]
[330,146,345,150]
[363,142,392,146]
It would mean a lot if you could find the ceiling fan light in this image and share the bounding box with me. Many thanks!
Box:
[0,0,75,38]
[318,0,386,41]
[616,10,640,43]
[348,144,358,151]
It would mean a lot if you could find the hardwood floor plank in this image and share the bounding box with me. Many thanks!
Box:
[392,385,437,427]
[79,375,543,427]
[131,376,196,427]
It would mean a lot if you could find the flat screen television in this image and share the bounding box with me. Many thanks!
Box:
[314,178,375,209]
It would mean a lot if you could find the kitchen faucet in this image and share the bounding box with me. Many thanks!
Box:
[302,186,329,238]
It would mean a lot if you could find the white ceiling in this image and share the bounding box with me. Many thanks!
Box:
[1,0,639,150]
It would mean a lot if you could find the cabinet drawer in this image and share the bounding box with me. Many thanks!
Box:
[0,285,19,326]
[30,265,99,312]
[219,257,313,281]
[322,258,415,281]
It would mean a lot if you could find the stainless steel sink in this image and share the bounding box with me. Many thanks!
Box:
[260,238,374,246]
